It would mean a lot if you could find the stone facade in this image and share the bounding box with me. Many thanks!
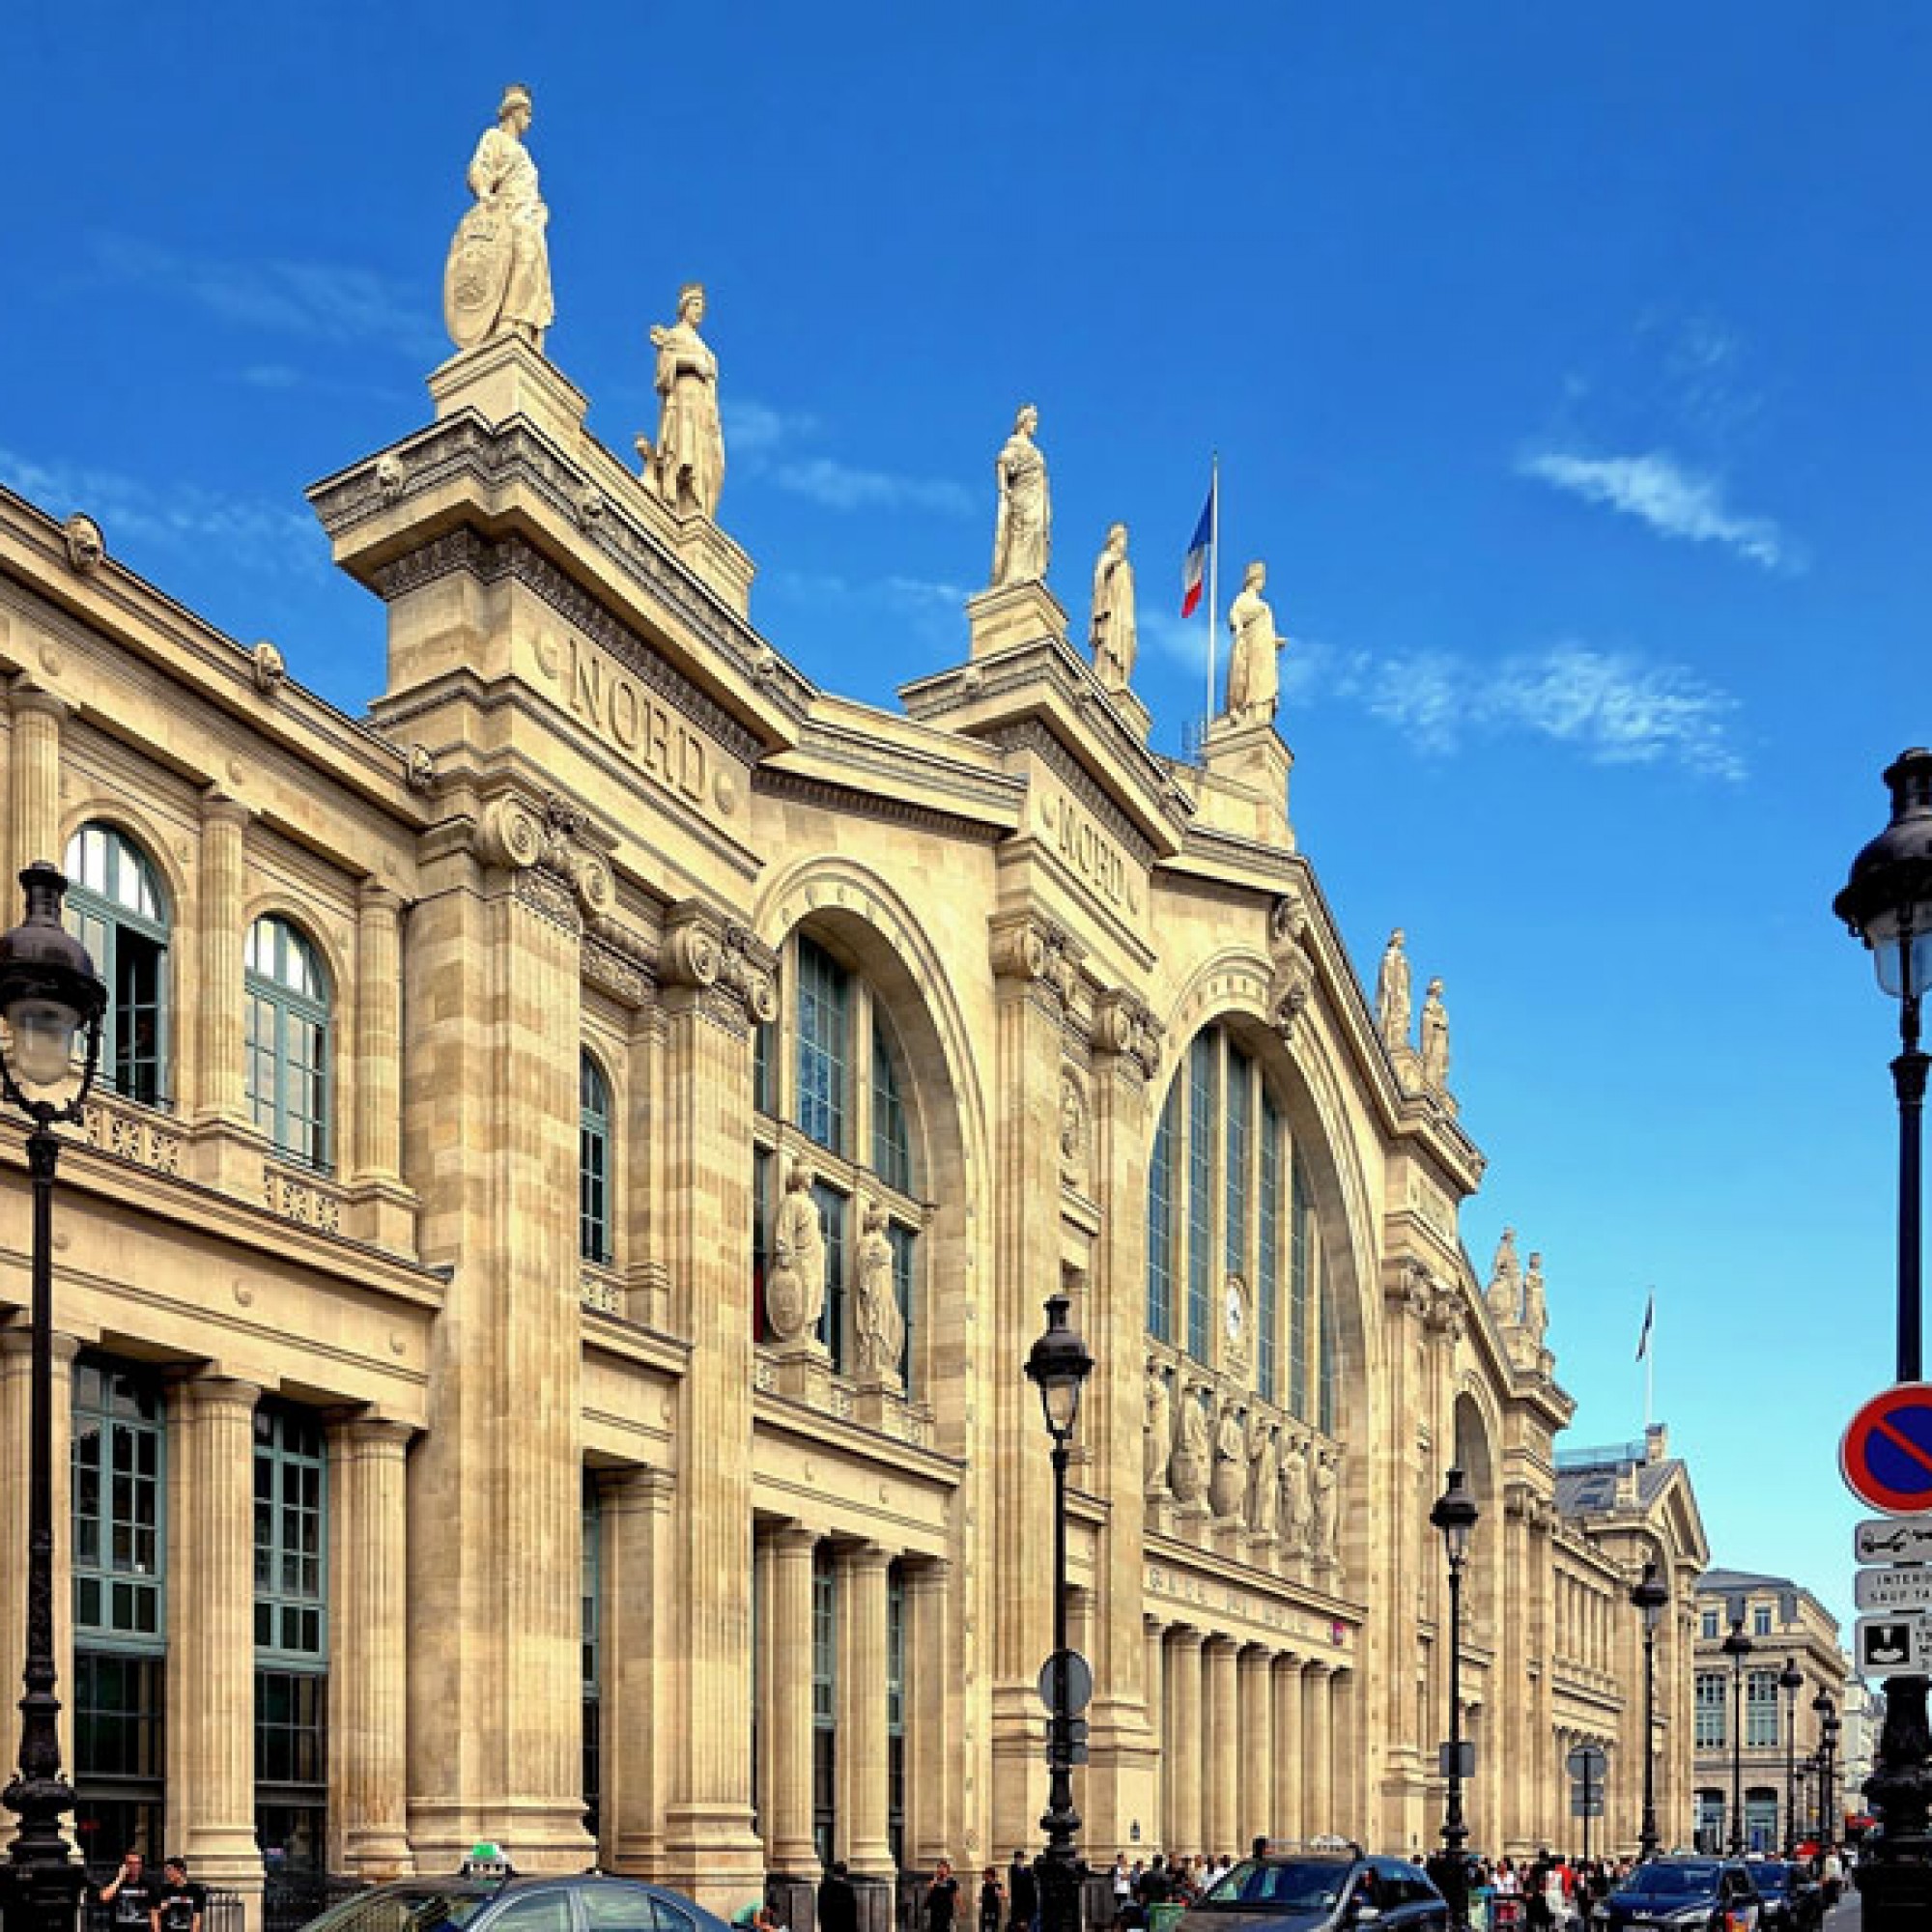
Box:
[0,328,1715,1917]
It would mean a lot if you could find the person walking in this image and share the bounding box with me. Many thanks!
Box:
[980,1866,1007,1932]
[151,1858,205,1932]
[1009,1851,1038,1932]
[818,1861,859,1932]
[926,1859,962,1932]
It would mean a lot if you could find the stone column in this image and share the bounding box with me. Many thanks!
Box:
[1204,1637,1238,1855]
[1271,1657,1303,1844]
[1164,1631,1204,1854]
[1300,1664,1333,1837]
[327,1417,413,1878]
[1328,1669,1357,1841]
[838,1545,894,1878]
[1236,1649,1271,1844]
[195,792,250,1123]
[349,882,412,1248]
[655,904,774,1903]
[1143,1620,1166,1852]
[168,1374,263,1896]
[905,1560,952,1872]
[0,1332,78,1773]
[765,1527,820,1881]
[402,823,591,1875]
[607,1466,675,1877]
[7,682,66,885]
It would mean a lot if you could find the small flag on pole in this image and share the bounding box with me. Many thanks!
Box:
[1181,477,1215,617]
[1635,1290,1655,1361]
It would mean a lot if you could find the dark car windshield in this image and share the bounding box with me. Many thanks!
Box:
[1200,1861,1352,1912]
[1752,1864,1794,1894]
[1622,1865,1722,1900]
[302,1886,499,1932]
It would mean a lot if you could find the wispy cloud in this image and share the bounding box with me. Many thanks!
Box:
[769,568,967,614]
[86,232,439,360]
[0,447,323,576]
[1520,448,1795,571]
[1283,636,1745,781]
[727,394,971,518]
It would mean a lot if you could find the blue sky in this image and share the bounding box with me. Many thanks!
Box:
[5,3,1925,1639]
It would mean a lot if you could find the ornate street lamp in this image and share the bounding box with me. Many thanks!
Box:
[1430,1467,1480,1878]
[1833,749,1932,1930]
[0,863,106,1932]
[1025,1293,1094,1932]
[1779,1659,1804,1858]
[1721,1618,1753,1856]
[1631,1561,1669,1862]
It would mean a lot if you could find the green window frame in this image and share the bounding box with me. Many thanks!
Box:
[1258,1097,1282,1402]
[795,937,850,1155]
[581,1051,613,1264]
[64,824,169,1108]
[887,1565,906,1872]
[582,1475,602,1845]
[1147,1084,1177,1343]
[253,1402,327,1663]
[1185,1035,1216,1360]
[871,1018,913,1194]
[245,915,331,1170]
[1224,1052,1251,1279]
[811,1548,837,1865]
[72,1357,165,1645]
[1290,1151,1312,1419]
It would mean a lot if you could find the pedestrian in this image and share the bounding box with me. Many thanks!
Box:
[1820,1846,1843,1909]
[1009,1850,1038,1932]
[1112,1854,1133,1925]
[150,1858,204,1932]
[818,1861,859,1932]
[927,1858,962,1932]
[99,1851,153,1932]
[980,1866,1006,1932]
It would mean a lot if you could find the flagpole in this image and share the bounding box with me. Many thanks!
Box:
[1205,451,1220,729]
[1644,1290,1655,1431]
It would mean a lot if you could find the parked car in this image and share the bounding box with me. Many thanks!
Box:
[1178,1850,1450,1932]
[1591,1860,1763,1932]
[299,1859,732,1932]
[1741,1862,1821,1932]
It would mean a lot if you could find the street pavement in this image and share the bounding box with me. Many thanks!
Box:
[1826,1889,1860,1931]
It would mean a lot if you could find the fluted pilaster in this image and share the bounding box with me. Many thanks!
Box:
[1165,1631,1204,1853]
[7,684,66,887]
[1272,1656,1304,1844]
[766,1527,820,1877]
[838,1544,894,1875]
[607,1466,675,1875]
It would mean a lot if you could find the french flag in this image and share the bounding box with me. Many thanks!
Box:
[1180,477,1215,617]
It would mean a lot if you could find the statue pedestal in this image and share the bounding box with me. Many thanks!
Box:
[1201,715,1294,848]
[631,474,756,619]
[428,334,589,440]
[1110,684,1154,743]
[966,580,1068,660]
[1245,1530,1278,1567]
[772,1340,832,1404]
[1144,1493,1174,1539]
[852,1380,905,1431]
[1210,1520,1244,1562]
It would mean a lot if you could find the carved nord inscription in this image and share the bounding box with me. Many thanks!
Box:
[1037,788,1142,917]
[538,632,732,816]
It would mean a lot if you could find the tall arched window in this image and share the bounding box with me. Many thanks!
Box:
[64,824,169,1106]
[753,930,924,1387]
[245,916,331,1169]
[1145,1022,1334,1425]
[580,1052,613,1264]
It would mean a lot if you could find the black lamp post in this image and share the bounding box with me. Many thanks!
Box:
[1779,1659,1804,1858]
[1721,1618,1753,1855]
[1833,748,1932,1930]
[0,864,106,1932]
[1795,1756,1816,1849]
[1631,1561,1668,1862]
[1025,1293,1094,1932]
[1430,1467,1479,1870]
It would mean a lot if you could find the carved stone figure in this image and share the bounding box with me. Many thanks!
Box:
[251,640,286,696]
[639,283,725,520]
[1280,1435,1313,1553]
[991,404,1051,586]
[1310,1446,1340,1566]
[1522,1250,1548,1342]
[1089,522,1137,691]
[1144,1358,1172,1492]
[1486,1228,1522,1323]
[1420,977,1450,1089]
[852,1200,905,1381]
[1209,1401,1248,1520]
[443,84,554,353]
[1249,1419,1281,1537]
[1224,560,1286,724]
[1170,1384,1210,1505]
[1376,928,1412,1052]
[765,1160,826,1344]
[61,513,104,574]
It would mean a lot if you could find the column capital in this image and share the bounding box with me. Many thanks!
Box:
[0,1327,80,1368]
[766,1520,821,1557]
[903,1555,952,1594]
[199,786,253,828]
[174,1371,263,1414]
[1167,1625,1207,1652]
[325,1414,414,1456]
[1203,1632,1240,1658]
[358,876,406,915]
[8,680,70,724]
[601,1463,678,1514]
[837,1540,894,1577]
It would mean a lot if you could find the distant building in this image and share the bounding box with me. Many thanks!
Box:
[1692,1570,1849,1852]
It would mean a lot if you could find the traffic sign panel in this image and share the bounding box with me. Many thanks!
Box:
[1856,1613,1932,1673]
[1842,1383,1932,1515]
[1854,1566,1932,1612]
[1567,1744,1608,1783]
[1856,1518,1932,1563]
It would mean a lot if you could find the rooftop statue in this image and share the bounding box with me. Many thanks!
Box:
[1485,1227,1522,1324]
[1522,1251,1548,1343]
[640,283,725,520]
[1224,560,1286,724]
[990,404,1051,587]
[1420,976,1450,1090]
[1376,927,1412,1054]
[443,84,554,354]
[1089,522,1138,691]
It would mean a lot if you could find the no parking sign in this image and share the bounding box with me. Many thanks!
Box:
[1842,1383,1932,1514]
